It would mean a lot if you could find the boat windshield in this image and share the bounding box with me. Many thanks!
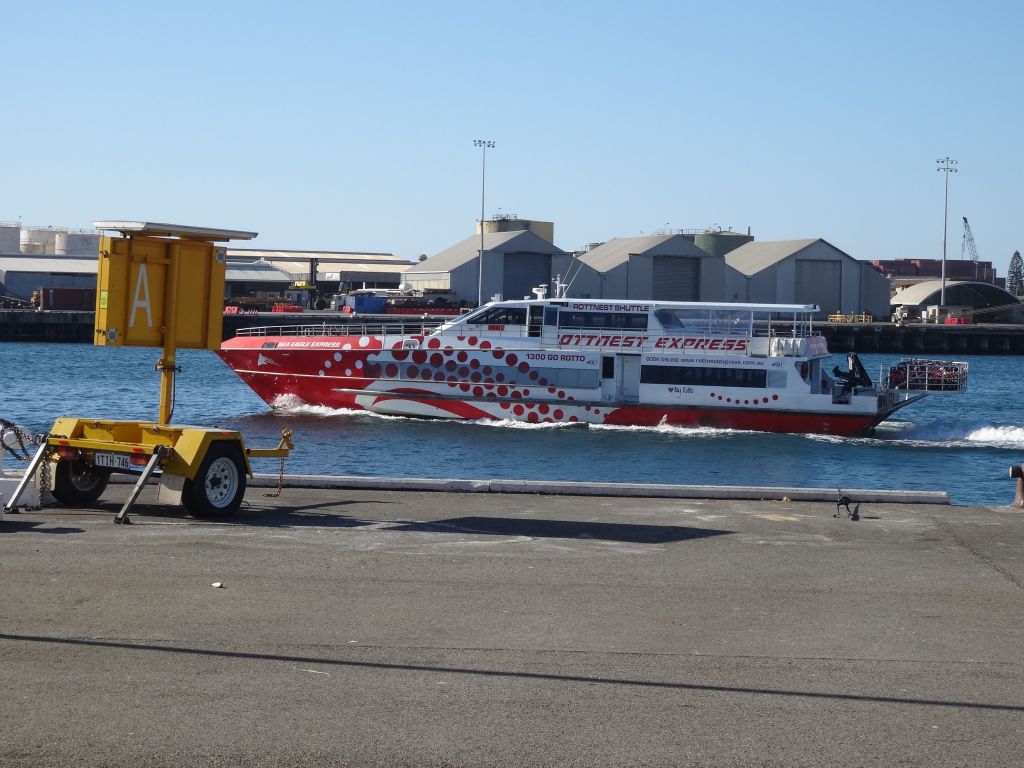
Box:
[463,306,528,325]
[655,308,753,336]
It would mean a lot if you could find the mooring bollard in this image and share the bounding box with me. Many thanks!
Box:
[1011,465,1024,509]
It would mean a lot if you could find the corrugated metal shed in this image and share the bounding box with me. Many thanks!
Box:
[724,239,820,275]
[577,236,679,272]
[577,235,699,271]
[410,231,563,274]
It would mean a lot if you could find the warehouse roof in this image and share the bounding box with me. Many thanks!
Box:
[408,230,564,273]
[225,262,294,282]
[226,248,408,265]
[890,279,1019,308]
[257,260,414,278]
[578,235,713,272]
[0,256,97,274]
[0,255,389,284]
[723,239,825,275]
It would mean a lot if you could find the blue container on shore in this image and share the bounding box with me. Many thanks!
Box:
[352,295,387,313]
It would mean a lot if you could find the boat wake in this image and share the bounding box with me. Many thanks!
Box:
[268,393,1023,449]
[591,423,755,438]
[460,418,587,431]
[892,420,1024,448]
[808,419,1024,450]
[270,395,409,421]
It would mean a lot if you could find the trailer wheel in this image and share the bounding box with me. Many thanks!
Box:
[52,459,110,505]
[182,442,247,517]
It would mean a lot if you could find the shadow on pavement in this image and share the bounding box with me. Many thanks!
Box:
[1,632,1020,713]
[8,501,729,542]
[388,516,731,544]
[0,518,84,534]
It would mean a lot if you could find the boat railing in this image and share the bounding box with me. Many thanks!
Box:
[233,321,444,339]
[232,320,826,356]
[884,358,969,393]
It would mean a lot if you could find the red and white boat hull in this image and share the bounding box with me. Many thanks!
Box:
[218,333,905,437]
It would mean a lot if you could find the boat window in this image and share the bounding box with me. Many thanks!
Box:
[559,311,648,330]
[655,308,710,333]
[641,365,767,388]
[554,368,600,389]
[503,366,600,389]
[602,356,615,379]
[709,310,753,336]
[467,306,527,325]
[543,306,559,326]
[528,306,543,338]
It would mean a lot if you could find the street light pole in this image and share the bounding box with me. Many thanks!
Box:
[936,156,958,307]
[474,139,495,307]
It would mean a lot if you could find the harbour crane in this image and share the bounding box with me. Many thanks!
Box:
[962,216,979,280]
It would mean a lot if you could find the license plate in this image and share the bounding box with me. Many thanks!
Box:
[95,451,132,471]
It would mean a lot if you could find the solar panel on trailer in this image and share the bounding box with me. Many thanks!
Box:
[92,221,258,241]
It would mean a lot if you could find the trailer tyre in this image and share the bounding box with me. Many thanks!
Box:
[182,442,247,517]
[52,459,111,505]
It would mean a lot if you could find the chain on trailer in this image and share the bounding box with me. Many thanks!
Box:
[262,429,293,498]
[1,419,37,461]
[1,420,50,513]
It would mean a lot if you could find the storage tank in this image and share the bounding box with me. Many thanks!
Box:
[55,231,100,256]
[0,223,20,253]
[478,215,555,244]
[20,226,59,254]
[694,229,754,257]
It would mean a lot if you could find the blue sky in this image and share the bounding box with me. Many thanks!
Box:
[3,1,1021,273]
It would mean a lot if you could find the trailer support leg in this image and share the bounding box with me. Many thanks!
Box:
[2,442,49,515]
[114,446,168,525]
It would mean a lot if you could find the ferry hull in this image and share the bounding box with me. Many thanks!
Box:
[218,290,957,439]
[218,348,887,437]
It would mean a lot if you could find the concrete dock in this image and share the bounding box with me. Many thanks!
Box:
[2,482,1023,766]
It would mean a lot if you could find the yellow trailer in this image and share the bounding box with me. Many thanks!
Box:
[2,221,293,524]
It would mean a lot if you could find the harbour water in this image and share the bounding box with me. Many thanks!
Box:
[2,342,1022,505]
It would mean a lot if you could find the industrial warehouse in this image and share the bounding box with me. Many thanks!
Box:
[1,216,1020,326]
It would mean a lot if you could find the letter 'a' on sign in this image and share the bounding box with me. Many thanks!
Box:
[130,263,154,329]
[92,221,256,350]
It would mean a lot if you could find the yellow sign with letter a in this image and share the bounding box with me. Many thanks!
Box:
[93,223,249,350]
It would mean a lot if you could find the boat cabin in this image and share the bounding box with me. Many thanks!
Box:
[442,299,824,354]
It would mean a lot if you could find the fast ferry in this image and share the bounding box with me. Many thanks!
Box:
[218,291,968,436]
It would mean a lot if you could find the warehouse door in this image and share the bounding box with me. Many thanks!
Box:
[795,260,841,316]
[651,256,699,300]
[503,253,551,301]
